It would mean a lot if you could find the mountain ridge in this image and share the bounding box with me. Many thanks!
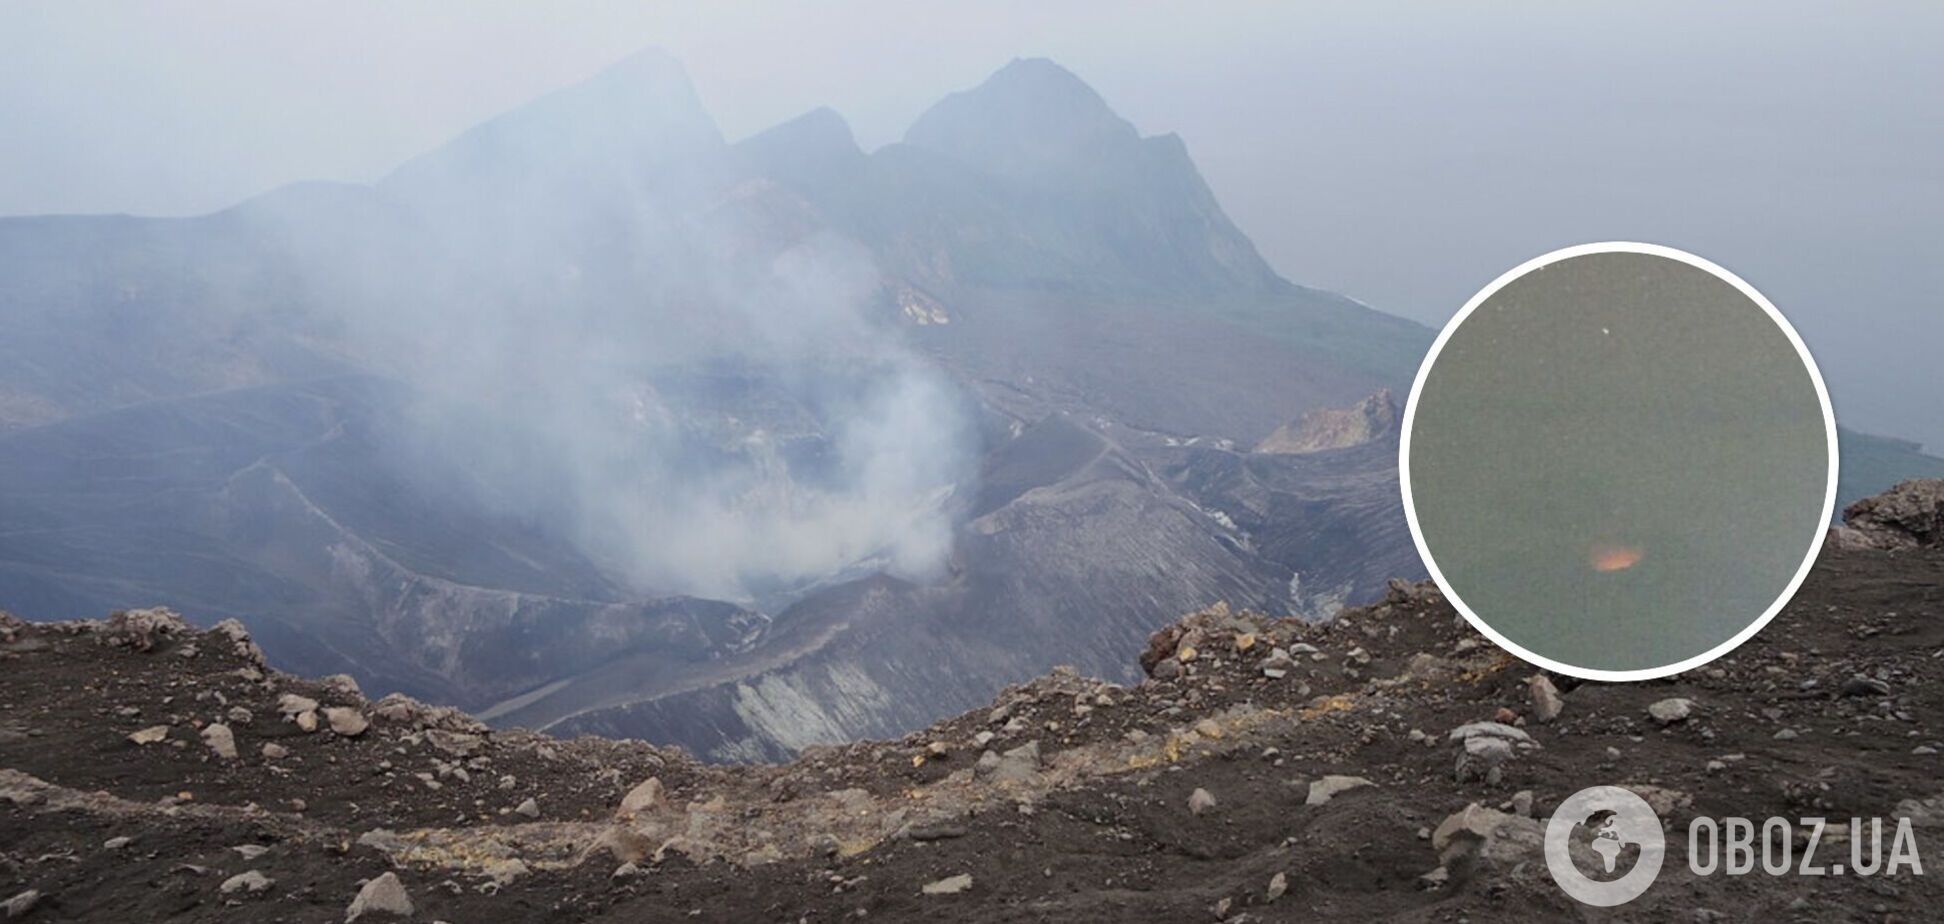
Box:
[0,50,1938,765]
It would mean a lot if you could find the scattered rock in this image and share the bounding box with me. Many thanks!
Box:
[1455,736,1515,784]
[345,872,413,921]
[200,723,238,760]
[986,741,1042,784]
[1627,785,1693,816]
[208,618,266,665]
[356,829,404,852]
[975,750,1001,775]
[1841,675,1891,697]
[1527,674,1563,723]
[369,692,483,732]
[1648,698,1694,725]
[220,870,274,895]
[1305,775,1374,806]
[3,890,40,919]
[1432,802,1544,871]
[1446,721,1535,746]
[1384,577,1443,606]
[324,707,369,737]
[922,874,973,896]
[104,607,188,651]
[277,694,320,717]
[1448,722,1536,784]
[103,836,132,850]
[1893,793,1944,827]
[425,729,483,757]
[5,484,1935,919]
[128,725,169,746]
[482,858,529,886]
[618,777,664,816]
[903,819,971,841]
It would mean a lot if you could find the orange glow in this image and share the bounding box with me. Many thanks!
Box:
[1590,543,1644,572]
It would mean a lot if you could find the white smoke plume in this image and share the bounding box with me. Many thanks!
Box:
[244,52,978,606]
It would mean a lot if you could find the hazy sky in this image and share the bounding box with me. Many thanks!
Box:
[4,1,1940,448]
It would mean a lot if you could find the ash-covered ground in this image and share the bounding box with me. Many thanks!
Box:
[3,482,1942,923]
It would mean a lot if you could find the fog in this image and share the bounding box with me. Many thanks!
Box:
[4,2,1941,448]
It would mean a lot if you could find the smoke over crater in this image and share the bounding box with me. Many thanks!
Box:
[246,52,979,606]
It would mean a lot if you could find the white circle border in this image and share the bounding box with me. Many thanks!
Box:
[1397,241,1839,682]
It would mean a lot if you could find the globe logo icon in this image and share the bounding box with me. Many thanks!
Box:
[1545,785,1666,905]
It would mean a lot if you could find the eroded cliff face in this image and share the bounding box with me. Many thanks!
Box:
[1828,478,1944,550]
[500,416,1340,761]
[1255,389,1400,455]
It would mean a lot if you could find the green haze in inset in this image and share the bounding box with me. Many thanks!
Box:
[1408,251,1830,672]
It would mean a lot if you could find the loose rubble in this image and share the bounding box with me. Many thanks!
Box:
[0,489,1940,922]
[1830,478,1944,549]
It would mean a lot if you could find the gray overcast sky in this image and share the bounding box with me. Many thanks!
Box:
[4,1,1940,448]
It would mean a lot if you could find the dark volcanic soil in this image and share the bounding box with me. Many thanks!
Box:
[4,539,1943,922]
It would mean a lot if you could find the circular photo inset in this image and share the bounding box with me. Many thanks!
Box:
[1400,243,1837,680]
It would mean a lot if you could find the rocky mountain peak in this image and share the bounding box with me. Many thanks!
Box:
[734,106,866,186]
[380,47,725,202]
[1256,388,1402,454]
[903,57,1140,180]
[882,58,1286,295]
